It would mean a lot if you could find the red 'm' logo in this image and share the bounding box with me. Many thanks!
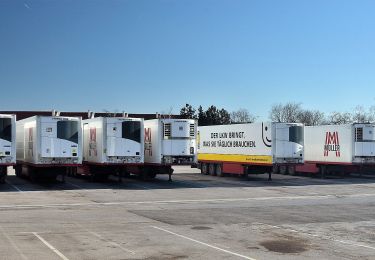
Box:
[324,131,340,157]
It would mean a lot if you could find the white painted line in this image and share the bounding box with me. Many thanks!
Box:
[73,222,135,255]
[0,193,375,209]
[5,180,23,192]
[254,223,375,251]
[0,226,28,260]
[88,230,135,254]
[32,232,70,260]
[152,226,257,260]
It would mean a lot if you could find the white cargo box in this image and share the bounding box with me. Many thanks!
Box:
[16,116,83,165]
[197,122,304,165]
[304,123,375,164]
[83,117,144,164]
[0,114,16,165]
[144,119,197,164]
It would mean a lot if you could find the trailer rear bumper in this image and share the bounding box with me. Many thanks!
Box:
[82,162,144,166]
[16,161,81,167]
[0,163,16,167]
[296,161,361,174]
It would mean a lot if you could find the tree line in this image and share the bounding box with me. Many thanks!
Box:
[180,102,375,126]
[179,104,256,126]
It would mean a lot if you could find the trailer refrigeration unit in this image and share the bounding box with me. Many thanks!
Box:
[144,118,197,181]
[73,116,144,181]
[197,122,304,180]
[15,115,82,181]
[296,123,375,176]
[0,114,16,183]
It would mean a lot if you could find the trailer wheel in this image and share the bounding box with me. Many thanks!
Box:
[121,168,130,178]
[72,167,78,177]
[272,165,279,174]
[15,165,22,178]
[201,163,208,175]
[319,165,326,179]
[287,166,296,175]
[0,167,6,184]
[141,168,153,181]
[29,167,38,182]
[279,165,287,175]
[208,164,216,176]
[148,172,157,179]
[216,164,224,177]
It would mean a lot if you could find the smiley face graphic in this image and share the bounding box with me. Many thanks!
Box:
[262,123,272,147]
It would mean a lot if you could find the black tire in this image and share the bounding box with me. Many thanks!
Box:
[319,165,326,179]
[15,165,22,178]
[0,167,6,184]
[97,174,109,182]
[121,168,130,178]
[216,164,224,177]
[279,165,287,175]
[208,164,216,176]
[288,166,296,175]
[72,167,78,177]
[141,168,153,181]
[201,163,208,175]
[147,172,157,179]
[29,167,38,182]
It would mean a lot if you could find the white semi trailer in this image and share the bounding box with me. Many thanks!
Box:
[0,114,16,183]
[197,122,304,180]
[73,116,144,181]
[296,123,375,176]
[15,115,82,181]
[144,118,197,180]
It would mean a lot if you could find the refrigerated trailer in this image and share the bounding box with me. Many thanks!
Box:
[144,118,197,180]
[73,117,144,180]
[197,122,304,180]
[0,114,16,183]
[296,123,375,176]
[15,116,82,181]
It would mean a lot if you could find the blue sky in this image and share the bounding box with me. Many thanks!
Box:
[0,0,374,119]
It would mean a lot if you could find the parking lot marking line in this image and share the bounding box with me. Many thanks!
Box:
[73,223,136,255]
[1,192,375,209]
[88,230,136,254]
[0,226,28,260]
[5,180,23,192]
[152,226,257,260]
[254,223,375,251]
[32,232,70,260]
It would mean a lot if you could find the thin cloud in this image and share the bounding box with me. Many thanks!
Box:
[24,3,31,9]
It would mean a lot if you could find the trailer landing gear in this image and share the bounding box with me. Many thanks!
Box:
[168,167,174,182]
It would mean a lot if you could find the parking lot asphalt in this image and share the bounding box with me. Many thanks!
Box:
[0,166,374,260]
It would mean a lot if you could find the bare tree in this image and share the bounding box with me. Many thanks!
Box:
[231,108,256,123]
[297,110,325,126]
[328,111,352,125]
[269,103,302,123]
[352,106,365,123]
[368,106,375,122]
